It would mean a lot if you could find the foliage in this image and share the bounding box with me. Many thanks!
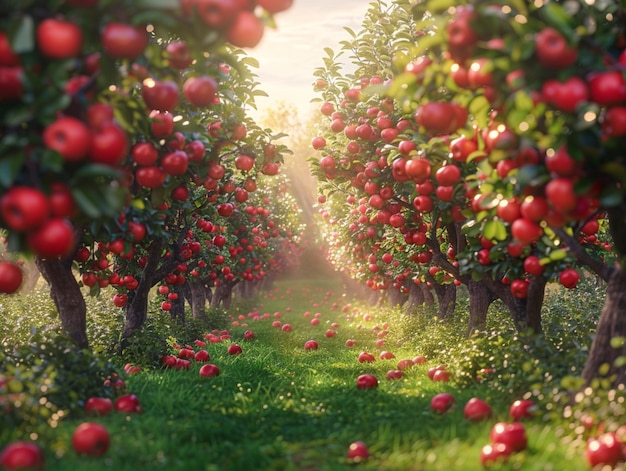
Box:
[0,326,118,442]
[120,303,231,367]
[0,272,608,470]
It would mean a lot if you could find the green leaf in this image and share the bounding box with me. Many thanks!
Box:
[131,10,179,28]
[0,151,23,188]
[11,15,34,54]
[548,249,568,261]
[610,337,626,349]
[516,165,549,188]
[539,2,576,41]
[614,356,626,368]
[343,27,356,39]
[72,187,104,219]
[133,0,178,8]
[560,375,585,391]
[240,56,260,68]
[72,164,120,181]
[483,220,507,242]
[425,0,456,14]
[599,185,624,208]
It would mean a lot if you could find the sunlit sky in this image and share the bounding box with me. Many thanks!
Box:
[250,1,371,118]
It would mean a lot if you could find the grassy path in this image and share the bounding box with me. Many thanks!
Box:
[44,272,585,470]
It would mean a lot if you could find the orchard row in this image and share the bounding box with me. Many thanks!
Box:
[0,0,301,349]
[310,0,626,384]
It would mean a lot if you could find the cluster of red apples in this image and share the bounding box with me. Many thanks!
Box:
[0,0,293,296]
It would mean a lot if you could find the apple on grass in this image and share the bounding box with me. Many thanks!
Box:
[194,350,210,362]
[85,397,113,416]
[114,394,141,414]
[346,441,369,462]
[586,432,624,468]
[356,374,378,389]
[430,393,455,414]
[386,369,403,380]
[358,351,376,363]
[480,442,513,467]
[489,422,528,453]
[72,422,110,457]
[378,351,395,360]
[199,364,220,378]
[304,340,319,351]
[509,399,536,421]
[463,397,492,422]
[0,441,45,470]
[227,344,243,355]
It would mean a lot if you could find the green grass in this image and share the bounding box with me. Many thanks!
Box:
[1,273,602,470]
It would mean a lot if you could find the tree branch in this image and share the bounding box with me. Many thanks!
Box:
[553,227,611,281]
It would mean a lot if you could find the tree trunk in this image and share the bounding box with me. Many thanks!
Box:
[526,275,547,333]
[368,289,382,306]
[210,282,235,309]
[421,282,435,305]
[188,279,207,320]
[480,275,546,333]
[388,285,407,307]
[122,240,167,342]
[122,280,151,342]
[425,275,456,319]
[36,257,88,349]
[467,280,496,336]
[582,267,626,386]
[406,282,424,313]
[169,287,185,323]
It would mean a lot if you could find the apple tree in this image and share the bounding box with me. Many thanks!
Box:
[310,0,621,384]
[395,0,625,385]
[0,0,293,348]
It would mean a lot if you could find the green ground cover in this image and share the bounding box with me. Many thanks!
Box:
[0,271,613,470]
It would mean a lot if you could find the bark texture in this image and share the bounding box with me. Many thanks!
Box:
[188,279,207,320]
[122,239,178,342]
[582,268,626,386]
[467,280,496,335]
[36,257,88,349]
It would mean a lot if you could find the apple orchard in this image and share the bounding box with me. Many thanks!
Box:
[0,0,302,350]
[311,0,626,387]
[2,0,626,469]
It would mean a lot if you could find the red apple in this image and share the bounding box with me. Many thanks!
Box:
[85,397,113,416]
[463,397,492,422]
[0,186,50,231]
[72,422,110,456]
[430,392,455,414]
[304,340,319,350]
[227,344,243,355]
[199,363,220,378]
[226,11,264,48]
[535,27,577,69]
[356,374,378,389]
[346,441,369,462]
[490,422,528,452]
[37,18,82,59]
[142,80,179,112]
[0,441,45,470]
[183,76,218,107]
[43,116,91,162]
[27,218,75,259]
[509,399,536,421]
[102,23,148,59]
[0,261,23,294]
[114,394,142,413]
